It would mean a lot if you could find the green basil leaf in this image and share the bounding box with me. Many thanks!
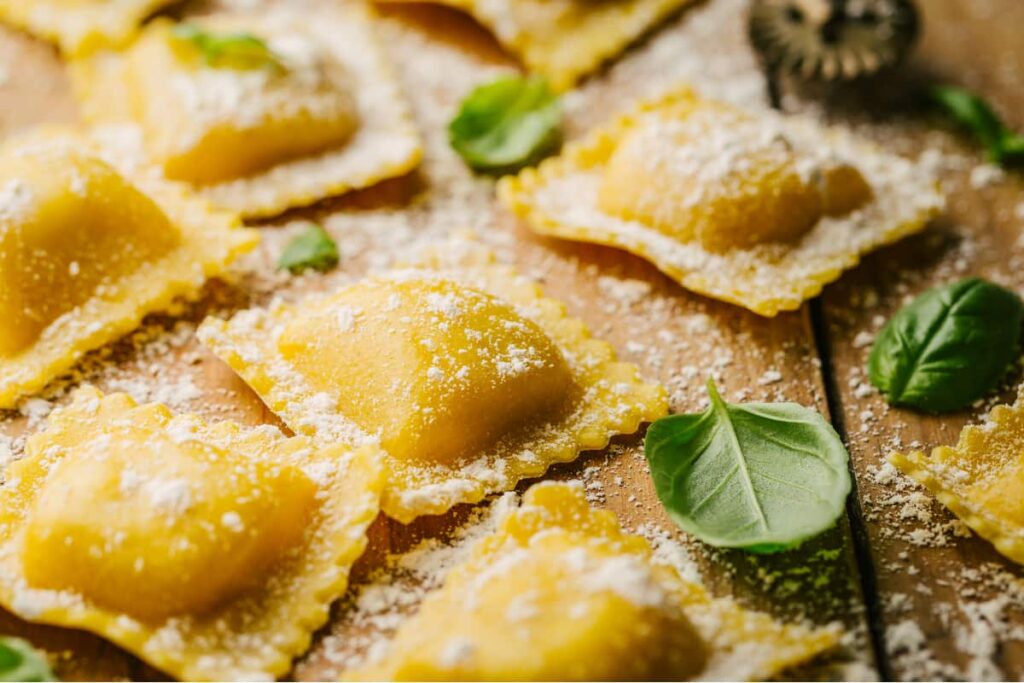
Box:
[644,379,851,553]
[868,278,1023,413]
[449,76,561,174]
[277,224,339,274]
[171,24,284,73]
[0,637,55,682]
[928,85,1024,167]
[928,85,1008,162]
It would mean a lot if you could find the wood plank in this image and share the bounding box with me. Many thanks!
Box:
[274,3,873,677]
[799,0,1024,678]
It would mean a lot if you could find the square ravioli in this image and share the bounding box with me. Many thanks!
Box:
[0,0,175,55]
[347,481,841,681]
[198,250,667,523]
[376,0,694,91]
[0,387,385,681]
[890,389,1024,565]
[0,130,257,410]
[71,6,422,218]
[500,86,944,316]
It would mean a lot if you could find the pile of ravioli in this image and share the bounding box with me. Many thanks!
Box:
[0,0,947,681]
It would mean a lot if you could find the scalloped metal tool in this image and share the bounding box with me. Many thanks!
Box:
[749,0,919,81]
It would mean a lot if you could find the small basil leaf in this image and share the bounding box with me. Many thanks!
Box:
[868,278,1023,413]
[644,379,851,553]
[449,76,561,174]
[928,85,1008,163]
[277,224,339,274]
[0,637,55,682]
[171,24,284,73]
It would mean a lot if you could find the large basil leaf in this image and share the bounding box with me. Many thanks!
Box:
[868,278,1023,412]
[0,637,55,682]
[644,380,851,553]
[448,76,561,174]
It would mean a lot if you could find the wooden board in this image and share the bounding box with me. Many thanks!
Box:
[790,1,1024,679]
[0,0,1021,679]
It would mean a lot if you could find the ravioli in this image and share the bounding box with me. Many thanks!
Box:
[348,481,841,681]
[890,389,1024,565]
[500,86,944,316]
[0,131,257,410]
[198,249,667,523]
[375,0,694,91]
[71,6,422,218]
[0,387,385,681]
[0,0,175,55]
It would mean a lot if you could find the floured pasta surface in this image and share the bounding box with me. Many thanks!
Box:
[71,6,422,218]
[500,86,944,316]
[0,0,175,54]
[348,481,841,681]
[890,388,1024,565]
[198,249,667,523]
[0,130,257,409]
[376,0,695,91]
[0,387,385,681]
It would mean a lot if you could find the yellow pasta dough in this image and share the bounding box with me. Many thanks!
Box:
[376,0,694,91]
[500,86,944,316]
[198,249,667,523]
[0,131,257,409]
[890,389,1024,565]
[0,0,175,54]
[348,481,841,681]
[0,387,385,681]
[71,6,422,218]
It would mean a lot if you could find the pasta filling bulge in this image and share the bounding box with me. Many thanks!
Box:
[126,19,361,185]
[0,148,179,356]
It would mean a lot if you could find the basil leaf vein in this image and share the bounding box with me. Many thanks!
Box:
[0,637,55,682]
[868,277,1023,412]
[448,76,561,174]
[644,379,851,553]
[277,224,339,274]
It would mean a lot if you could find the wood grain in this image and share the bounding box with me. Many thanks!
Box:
[787,1,1024,679]
[1,0,1020,680]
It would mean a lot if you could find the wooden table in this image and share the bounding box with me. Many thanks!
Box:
[1,0,1022,679]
